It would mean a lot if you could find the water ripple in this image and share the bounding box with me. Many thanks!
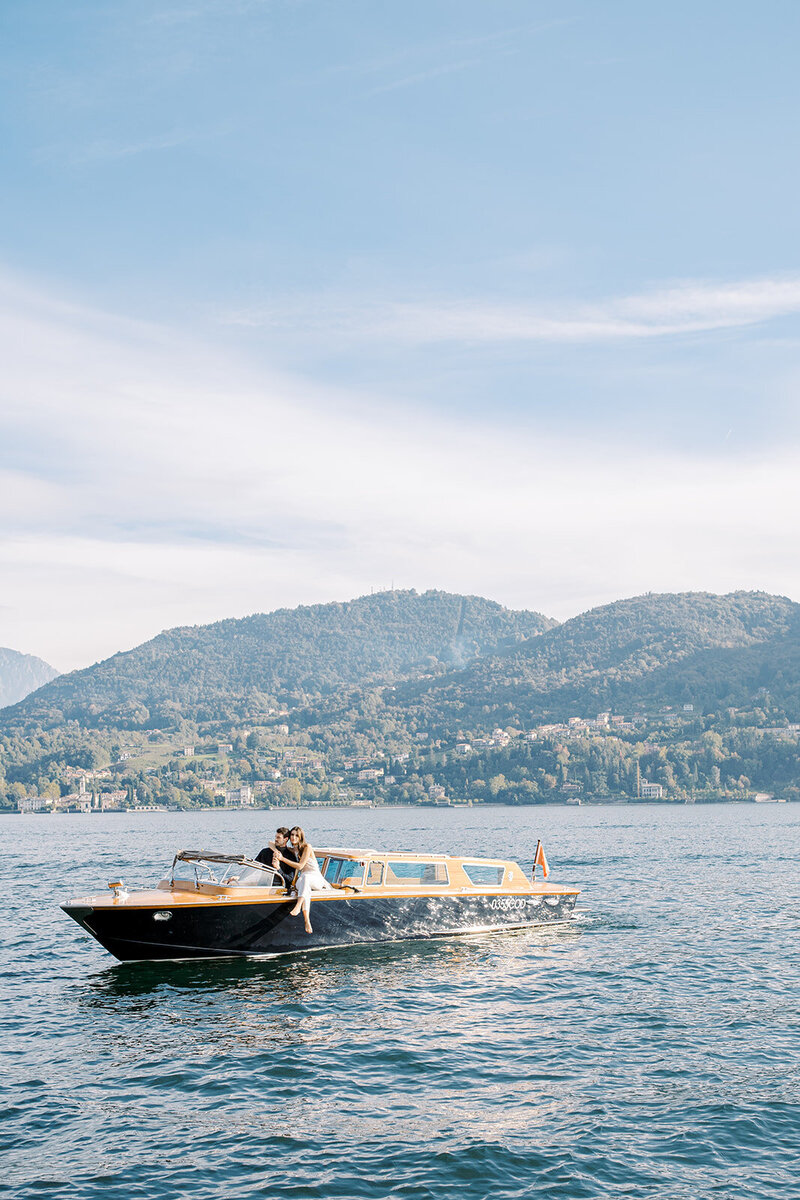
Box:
[2,805,800,1199]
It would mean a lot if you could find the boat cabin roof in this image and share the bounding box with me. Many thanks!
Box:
[317,847,453,861]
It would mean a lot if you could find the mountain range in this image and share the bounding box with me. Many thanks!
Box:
[5,589,800,733]
[0,648,58,709]
[384,590,800,730]
[3,588,800,807]
[1,590,553,729]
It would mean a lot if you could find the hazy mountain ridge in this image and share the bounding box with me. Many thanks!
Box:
[0,648,58,709]
[2,590,554,730]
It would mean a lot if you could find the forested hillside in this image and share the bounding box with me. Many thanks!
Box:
[383,591,800,730]
[2,590,553,730]
[0,648,58,709]
[3,589,800,810]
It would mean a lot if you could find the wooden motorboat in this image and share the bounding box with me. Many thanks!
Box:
[62,845,579,962]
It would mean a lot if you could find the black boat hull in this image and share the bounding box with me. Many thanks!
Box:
[63,891,578,962]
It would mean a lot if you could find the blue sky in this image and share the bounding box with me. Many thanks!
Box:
[2,1,800,668]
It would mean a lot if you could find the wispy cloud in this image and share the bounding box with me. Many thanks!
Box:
[146,0,274,23]
[319,18,571,96]
[2,270,800,669]
[34,124,228,166]
[364,58,483,97]
[222,274,800,345]
[70,130,196,163]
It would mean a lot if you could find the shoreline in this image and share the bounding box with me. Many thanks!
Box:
[1,797,793,816]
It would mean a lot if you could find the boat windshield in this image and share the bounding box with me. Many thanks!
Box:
[172,857,216,886]
[171,855,280,889]
[217,863,279,888]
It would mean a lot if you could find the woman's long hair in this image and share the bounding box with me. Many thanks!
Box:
[290,826,307,853]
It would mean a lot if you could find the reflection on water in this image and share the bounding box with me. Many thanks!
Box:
[83,923,582,1003]
[76,928,585,1070]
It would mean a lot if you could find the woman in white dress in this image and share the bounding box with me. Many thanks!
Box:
[272,826,331,933]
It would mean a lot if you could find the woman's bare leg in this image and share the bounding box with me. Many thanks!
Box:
[290,876,308,917]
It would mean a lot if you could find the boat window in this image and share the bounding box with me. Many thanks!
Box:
[323,857,365,887]
[462,862,505,886]
[218,863,279,888]
[366,861,384,886]
[385,861,449,886]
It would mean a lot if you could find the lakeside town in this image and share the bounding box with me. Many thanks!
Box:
[11,701,797,813]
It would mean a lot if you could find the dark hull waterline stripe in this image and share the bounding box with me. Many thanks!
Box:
[97,918,578,963]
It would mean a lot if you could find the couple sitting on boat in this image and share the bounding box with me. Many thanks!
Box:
[256,826,330,934]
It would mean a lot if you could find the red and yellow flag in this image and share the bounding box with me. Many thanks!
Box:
[533,840,550,879]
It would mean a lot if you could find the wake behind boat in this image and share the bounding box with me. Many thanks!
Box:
[62,845,580,962]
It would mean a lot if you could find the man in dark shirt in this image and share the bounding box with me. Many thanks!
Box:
[256,826,298,891]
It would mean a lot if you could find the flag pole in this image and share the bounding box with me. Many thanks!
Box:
[532,838,541,882]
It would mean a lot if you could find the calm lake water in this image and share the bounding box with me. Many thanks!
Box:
[1,804,799,1200]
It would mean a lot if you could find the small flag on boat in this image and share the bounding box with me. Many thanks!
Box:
[532,840,550,880]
